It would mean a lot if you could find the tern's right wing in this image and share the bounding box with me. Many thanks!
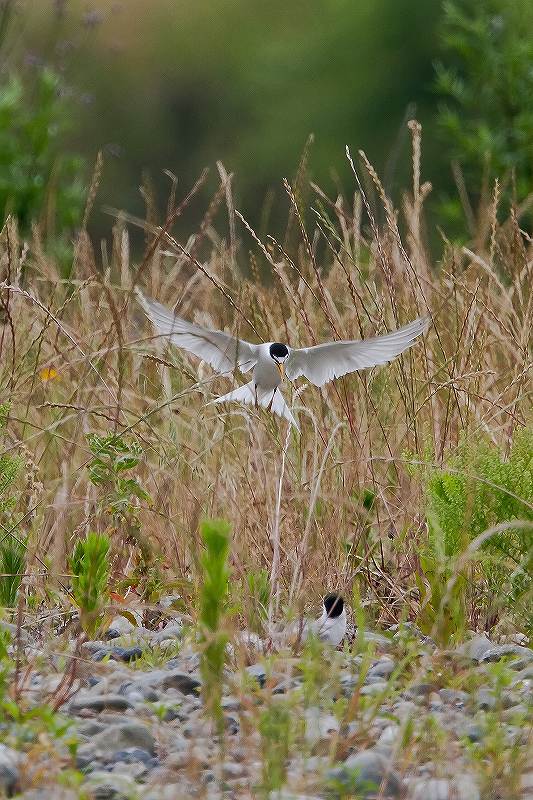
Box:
[137,292,259,375]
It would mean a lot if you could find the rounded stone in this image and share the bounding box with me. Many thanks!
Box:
[91,721,156,756]
[457,634,495,660]
[107,748,154,766]
[0,744,20,796]
[360,681,388,696]
[366,659,396,680]
[327,748,402,798]
[82,772,139,800]
[480,644,533,664]
[410,775,480,800]
[69,693,134,714]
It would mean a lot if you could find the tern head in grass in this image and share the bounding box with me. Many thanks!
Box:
[313,593,346,646]
[270,592,347,648]
[137,291,429,431]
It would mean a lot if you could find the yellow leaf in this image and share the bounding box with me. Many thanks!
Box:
[40,367,59,382]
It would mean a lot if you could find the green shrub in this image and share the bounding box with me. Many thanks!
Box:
[86,432,157,596]
[0,404,22,513]
[416,428,533,638]
[87,433,151,520]
[0,625,10,705]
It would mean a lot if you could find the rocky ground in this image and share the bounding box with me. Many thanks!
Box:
[0,618,532,800]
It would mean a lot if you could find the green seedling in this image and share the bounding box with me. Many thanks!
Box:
[258,700,293,795]
[0,533,25,608]
[70,531,110,638]
[198,517,231,734]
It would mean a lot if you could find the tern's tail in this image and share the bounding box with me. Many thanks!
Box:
[211,381,299,431]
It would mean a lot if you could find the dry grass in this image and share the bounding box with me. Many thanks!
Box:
[0,125,531,633]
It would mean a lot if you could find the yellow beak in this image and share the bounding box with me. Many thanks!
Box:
[276,361,285,379]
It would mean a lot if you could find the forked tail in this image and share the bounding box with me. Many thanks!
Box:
[210,381,299,431]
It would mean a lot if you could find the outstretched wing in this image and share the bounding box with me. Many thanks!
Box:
[138,292,259,375]
[285,317,429,387]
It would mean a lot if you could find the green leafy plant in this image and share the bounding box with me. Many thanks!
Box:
[87,433,151,518]
[462,660,528,798]
[435,0,533,229]
[87,432,156,596]
[198,517,231,734]
[413,428,533,639]
[415,537,468,646]
[70,531,110,638]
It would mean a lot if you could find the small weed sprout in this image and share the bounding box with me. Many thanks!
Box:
[198,518,231,734]
[0,535,25,609]
[70,531,110,638]
[246,567,270,633]
[258,701,293,795]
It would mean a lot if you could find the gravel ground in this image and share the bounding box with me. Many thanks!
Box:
[1,618,532,800]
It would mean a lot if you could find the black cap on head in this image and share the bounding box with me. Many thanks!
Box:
[324,593,344,618]
[269,342,289,360]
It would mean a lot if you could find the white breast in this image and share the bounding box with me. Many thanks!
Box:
[254,344,283,392]
[311,608,347,646]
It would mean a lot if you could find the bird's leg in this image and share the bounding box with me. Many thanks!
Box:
[267,388,277,412]
[254,384,259,409]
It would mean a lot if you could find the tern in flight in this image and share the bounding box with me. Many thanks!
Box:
[138,292,429,430]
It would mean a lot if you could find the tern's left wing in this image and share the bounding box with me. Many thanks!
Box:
[285,317,429,388]
[138,292,259,375]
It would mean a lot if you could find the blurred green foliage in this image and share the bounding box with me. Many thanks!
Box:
[436,0,533,229]
[23,0,443,237]
[259,701,293,794]
[0,66,85,259]
[86,432,158,599]
[246,567,270,634]
[4,0,533,244]
[87,432,151,518]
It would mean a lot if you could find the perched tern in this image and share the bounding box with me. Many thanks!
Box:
[233,594,346,654]
[303,593,347,646]
[138,293,429,429]
[276,594,347,648]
